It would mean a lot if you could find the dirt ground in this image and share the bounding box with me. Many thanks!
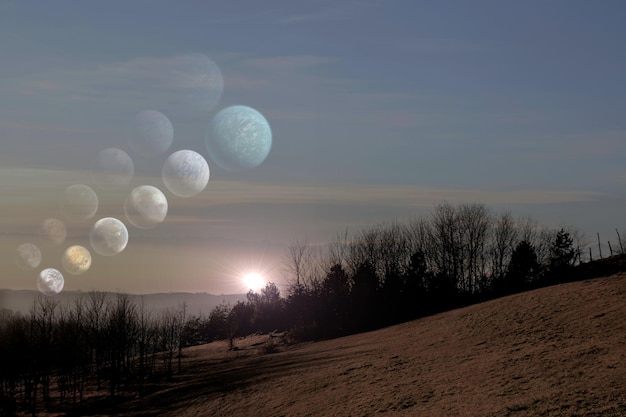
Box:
[72,273,626,416]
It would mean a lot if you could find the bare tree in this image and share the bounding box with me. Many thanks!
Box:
[283,238,313,289]
[347,226,382,279]
[86,291,108,390]
[406,216,435,273]
[136,297,152,391]
[565,225,587,264]
[226,302,253,350]
[429,202,461,289]
[378,221,411,281]
[106,293,137,396]
[517,217,552,267]
[176,302,187,372]
[61,298,87,405]
[326,228,350,271]
[457,203,491,293]
[30,296,60,407]
[489,212,519,283]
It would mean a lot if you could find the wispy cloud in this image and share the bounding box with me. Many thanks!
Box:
[376,110,422,128]
[244,55,333,71]
[404,37,489,53]
[152,179,605,247]
[279,0,381,24]
[280,9,345,24]
[222,74,268,91]
[195,179,602,208]
[2,53,225,119]
[2,167,598,233]
[221,54,333,96]
[503,130,626,162]
[17,80,64,93]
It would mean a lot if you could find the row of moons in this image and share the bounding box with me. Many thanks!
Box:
[14,99,273,296]
[15,146,212,296]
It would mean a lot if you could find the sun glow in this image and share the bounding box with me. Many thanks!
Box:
[242,272,266,292]
[210,251,276,294]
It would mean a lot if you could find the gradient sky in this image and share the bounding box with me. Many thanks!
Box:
[1,1,625,296]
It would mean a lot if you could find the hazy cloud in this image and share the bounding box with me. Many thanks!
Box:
[192,180,602,209]
[279,0,381,24]
[503,130,626,162]
[244,55,333,71]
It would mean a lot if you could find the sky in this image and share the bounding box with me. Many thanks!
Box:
[1,0,625,296]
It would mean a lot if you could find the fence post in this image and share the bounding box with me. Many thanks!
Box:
[616,229,624,254]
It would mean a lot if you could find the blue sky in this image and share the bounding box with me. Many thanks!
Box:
[1,1,625,294]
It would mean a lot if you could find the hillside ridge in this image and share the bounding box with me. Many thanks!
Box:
[84,272,626,417]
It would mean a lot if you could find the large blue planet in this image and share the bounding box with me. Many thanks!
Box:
[206,105,272,171]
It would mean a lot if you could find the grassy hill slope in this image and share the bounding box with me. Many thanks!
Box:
[86,273,626,417]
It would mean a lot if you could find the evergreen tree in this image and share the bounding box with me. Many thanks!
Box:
[350,261,380,331]
[548,228,576,282]
[402,249,430,317]
[319,264,351,335]
[504,240,540,292]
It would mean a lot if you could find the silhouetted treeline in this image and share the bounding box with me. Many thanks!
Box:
[0,292,187,416]
[0,284,293,415]
[180,282,286,348]
[280,202,588,339]
[188,203,595,343]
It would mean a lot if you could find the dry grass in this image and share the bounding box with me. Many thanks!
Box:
[71,274,626,416]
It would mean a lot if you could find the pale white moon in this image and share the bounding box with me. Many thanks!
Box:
[41,218,67,246]
[62,184,99,220]
[207,105,272,171]
[129,110,174,158]
[162,150,210,197]
[37,268,64,295]
[62,245,92,275]
[90,217,129,256]
[15,243,42,270]
[96,147,134,185]
[124,185,168,229]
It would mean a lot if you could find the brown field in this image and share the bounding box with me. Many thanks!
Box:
[78,274,625,416]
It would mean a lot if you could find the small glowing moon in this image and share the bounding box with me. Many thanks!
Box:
[15,243,42,270]
[37,268,64,295]
[124,185,168,229]
[243,272,266,292]
[129,110,174,158]
[96,147,134,185]
[62,184,99,220]
[41,218,67,246]
[90,217,129,256]
[162,149,210,197]
[62,245,92,275]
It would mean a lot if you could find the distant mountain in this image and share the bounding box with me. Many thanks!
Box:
[0,289,247,316]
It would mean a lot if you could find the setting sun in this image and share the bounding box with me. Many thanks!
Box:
[242,272,266,292]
